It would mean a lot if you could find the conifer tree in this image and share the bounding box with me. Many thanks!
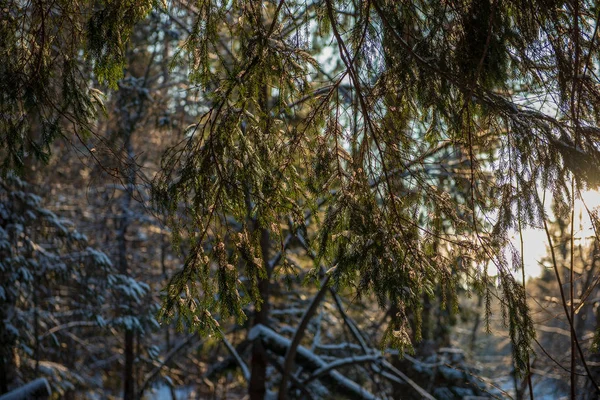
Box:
[0,174,130,396]
[4,0,600,397]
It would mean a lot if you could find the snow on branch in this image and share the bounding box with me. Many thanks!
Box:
[249,324,378,400]
[303,354,382,384]
[0,378,51,400]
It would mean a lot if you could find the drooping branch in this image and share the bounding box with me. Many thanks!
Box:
[137,333,199,398]
[221,331,250,381]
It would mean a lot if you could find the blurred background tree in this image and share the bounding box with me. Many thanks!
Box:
[3,0,600,399]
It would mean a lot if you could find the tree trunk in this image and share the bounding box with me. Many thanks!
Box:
[470,293,483,351]
[118,127,135,399]
[249,49,274,398]
[123,329,135,400]
[0,256,15,394]
[249,228,271,400]
[0,354,9,394]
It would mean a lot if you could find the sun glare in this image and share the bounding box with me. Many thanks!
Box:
[510,189,600,280]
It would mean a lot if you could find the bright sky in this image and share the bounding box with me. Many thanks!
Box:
[509,190,600,280]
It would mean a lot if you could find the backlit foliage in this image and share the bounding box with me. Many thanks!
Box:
[4,0,600,378]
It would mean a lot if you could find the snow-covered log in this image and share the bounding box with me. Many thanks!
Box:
[0,378,51,400]
[249,324,379,400]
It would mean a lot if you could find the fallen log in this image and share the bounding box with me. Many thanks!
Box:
[0,378,51,400]
[249,324,379,400]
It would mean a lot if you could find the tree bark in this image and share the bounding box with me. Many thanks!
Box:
[0,353,8,394]
[249,228,271,400]
[118,117,136,400]
[123,329,135,400]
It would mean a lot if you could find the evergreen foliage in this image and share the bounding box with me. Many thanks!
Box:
[152,0,600,377]
[0,0,152,173]
[0,175,152,395]
[4,0,600,388]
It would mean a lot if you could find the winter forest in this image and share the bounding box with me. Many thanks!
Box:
[3,0,600,399]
